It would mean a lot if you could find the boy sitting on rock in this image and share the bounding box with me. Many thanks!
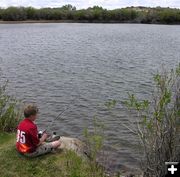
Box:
[16,104,61,157]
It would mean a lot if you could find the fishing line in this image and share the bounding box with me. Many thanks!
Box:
[43,93,80,133]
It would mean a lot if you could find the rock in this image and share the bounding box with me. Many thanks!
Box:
[58,136,89,158]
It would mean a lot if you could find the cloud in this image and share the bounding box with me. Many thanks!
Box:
[0,0,179,9]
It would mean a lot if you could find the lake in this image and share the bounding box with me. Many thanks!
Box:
[0,23,179,172]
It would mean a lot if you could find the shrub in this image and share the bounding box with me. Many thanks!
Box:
[0,80,22,132]
[124,64,180,177]
[83,116,105,177]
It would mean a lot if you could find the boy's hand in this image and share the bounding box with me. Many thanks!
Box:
[38,133,48,144]
[42,133,48,140]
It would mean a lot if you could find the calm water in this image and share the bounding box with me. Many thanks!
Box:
[0,23,180,172]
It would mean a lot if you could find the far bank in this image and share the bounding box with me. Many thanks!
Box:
[0,20,180,25]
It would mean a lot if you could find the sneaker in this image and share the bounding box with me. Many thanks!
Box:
[46,135,60,142]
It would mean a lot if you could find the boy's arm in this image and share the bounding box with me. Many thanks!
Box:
[29,127,48,146]
[29,127,40,146]
[37,133,48,146]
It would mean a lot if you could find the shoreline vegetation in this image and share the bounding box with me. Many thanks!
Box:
[0,5,180,24]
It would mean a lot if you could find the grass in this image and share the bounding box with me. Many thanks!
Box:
[0,133,106,177]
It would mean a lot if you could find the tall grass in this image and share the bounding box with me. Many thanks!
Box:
[83,116,106,177]
[0,80,22,132]
[124,64,180,177]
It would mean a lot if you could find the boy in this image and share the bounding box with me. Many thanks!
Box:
[16,104,61,157]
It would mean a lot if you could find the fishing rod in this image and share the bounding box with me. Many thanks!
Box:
[41,94,79,134]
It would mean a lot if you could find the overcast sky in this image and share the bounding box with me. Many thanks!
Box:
[0,0,179,9]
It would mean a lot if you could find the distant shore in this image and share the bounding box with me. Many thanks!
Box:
[0,20,179,25]
[0,20,76,24]
[0,6,179,25]
[0,20,140,24]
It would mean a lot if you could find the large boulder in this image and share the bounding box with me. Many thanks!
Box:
[58,136,89,158]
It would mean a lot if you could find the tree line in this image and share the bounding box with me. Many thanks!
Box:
[0,5,180,24]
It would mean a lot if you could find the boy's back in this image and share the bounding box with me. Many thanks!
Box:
[16,118,39,153]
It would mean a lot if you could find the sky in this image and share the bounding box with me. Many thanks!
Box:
[0,0,179,9]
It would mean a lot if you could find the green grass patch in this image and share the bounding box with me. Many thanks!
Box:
[0,133,106,177]
[0,132,15,145]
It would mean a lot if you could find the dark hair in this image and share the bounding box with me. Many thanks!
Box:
[24,104,39,118]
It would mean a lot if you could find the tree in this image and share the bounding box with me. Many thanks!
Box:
[25,7,36,19]
[61,4,76,11]
[2,7,27,21]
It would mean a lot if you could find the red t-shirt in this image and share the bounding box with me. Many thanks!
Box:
[16,118,40,153]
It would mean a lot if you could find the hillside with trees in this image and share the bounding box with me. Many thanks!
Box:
[0,5,180,24]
